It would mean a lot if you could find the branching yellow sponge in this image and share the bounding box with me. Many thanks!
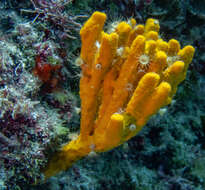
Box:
[44,11,195,178]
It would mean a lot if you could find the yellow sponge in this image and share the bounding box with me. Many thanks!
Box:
[43,11,195,178]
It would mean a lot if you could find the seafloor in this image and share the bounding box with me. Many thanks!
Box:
[0,0,205,190]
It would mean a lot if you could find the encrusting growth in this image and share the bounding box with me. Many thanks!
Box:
[44,11,195,178]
